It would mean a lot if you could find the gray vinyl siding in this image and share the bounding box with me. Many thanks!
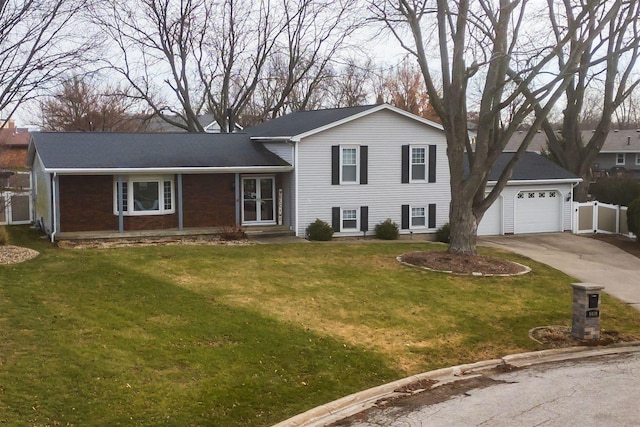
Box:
[295,109,450,237]
[488,183,574,234]
[262,141,295,230]
[31,154,53,235]
[595,152,640,171]
[262,141,294,164]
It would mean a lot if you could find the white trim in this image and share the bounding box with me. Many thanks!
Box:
[294,141,300,237]
[491,178,582,185]
[41,166,293,175]
[288,104,444,141]
[113,175,175,216]
[636,153,640,166]
[340,146,360,184]
[340,207,360,232]
[409,206,427,229]
[616,153,626,165]
[409,145,427,183]
[241,175,277,225]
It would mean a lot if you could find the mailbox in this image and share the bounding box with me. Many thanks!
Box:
[571,283,604,340]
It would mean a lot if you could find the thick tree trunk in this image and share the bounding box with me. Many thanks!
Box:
[573,179,591,202]
[448,195,478,256]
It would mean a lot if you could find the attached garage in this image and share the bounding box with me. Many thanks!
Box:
[477,153,581,236]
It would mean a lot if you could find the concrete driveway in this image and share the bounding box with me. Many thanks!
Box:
[480,233,640,310]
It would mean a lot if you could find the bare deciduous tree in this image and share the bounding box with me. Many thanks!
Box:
[93,0,361,131]
[372,0,619,255]
[538,0,640,201]
[39,76,149,131]
[0,0,94,122]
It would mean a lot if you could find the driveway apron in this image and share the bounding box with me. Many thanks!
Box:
[480,233,640,310]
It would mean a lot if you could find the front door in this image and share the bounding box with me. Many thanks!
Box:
[242,177,275,224]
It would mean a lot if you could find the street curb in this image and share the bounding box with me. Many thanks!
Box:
[272,342,640,427]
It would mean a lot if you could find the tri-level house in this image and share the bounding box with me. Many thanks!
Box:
[27,104,578,241]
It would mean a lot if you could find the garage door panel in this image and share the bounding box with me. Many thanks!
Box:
[515,190,561,234]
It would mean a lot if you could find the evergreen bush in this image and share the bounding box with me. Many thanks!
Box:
[627,197,640,243]
[374,219,399,240]
[435,223,450,243]
[306,219,334,241]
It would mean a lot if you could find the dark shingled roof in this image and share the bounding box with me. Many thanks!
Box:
[486,152,578,181]
[30,132,290,170]
[246,105,378,138]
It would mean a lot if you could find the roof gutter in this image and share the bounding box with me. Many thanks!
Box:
[488,178,583,186]
[41,165,293,175]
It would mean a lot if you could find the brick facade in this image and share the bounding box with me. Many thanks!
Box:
[182,174,236,227]
[58,173,240,232]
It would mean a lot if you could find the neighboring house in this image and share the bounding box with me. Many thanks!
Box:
[505,129,640,180]
[145,113,243,133]
[0,120,32,225]
[477,152,581,236]
[27,104,580,241]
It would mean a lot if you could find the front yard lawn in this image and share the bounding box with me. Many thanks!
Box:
[2,226,639,426]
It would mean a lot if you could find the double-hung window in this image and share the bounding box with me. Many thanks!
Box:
[114,176,175,216]
[341,147,358,183]
[636,154,640,166]
[411,147,426,181]
[411,207,426,227]
[342,208,358,231]
[616,153,625,166]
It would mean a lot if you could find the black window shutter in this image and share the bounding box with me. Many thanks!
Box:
[401,204,409,229]
[360,146,368,184]
[332,207,341,232]
[401,145,410,183]
[428,204,436,228]
[331,146,340,185]
[428,145,437,183]
[360,206,368,232]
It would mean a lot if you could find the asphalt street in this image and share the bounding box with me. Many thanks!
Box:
[336,349,640,427]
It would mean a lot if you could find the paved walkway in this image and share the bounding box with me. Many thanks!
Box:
[480,233,640,310]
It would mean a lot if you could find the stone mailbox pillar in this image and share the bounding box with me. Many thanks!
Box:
[571,283,604,340]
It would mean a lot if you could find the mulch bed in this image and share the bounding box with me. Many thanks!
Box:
[530,325,638,348]
[398,251,529,276]
[588,233,640,258]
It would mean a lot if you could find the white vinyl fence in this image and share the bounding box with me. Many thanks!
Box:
[573,201,634,238]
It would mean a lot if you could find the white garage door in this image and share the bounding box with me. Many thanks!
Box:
[515,190,562,234]
[477,196,502,236]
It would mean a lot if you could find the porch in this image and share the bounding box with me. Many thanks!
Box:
[55,225,295,243]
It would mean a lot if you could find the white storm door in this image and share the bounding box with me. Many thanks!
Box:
[242,177,275,224]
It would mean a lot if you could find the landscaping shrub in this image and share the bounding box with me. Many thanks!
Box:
[306,219,333,241]
[0,226,8,245]
[627,197,640,243]
[374,218,399,240]
[436,223,450,243]
[590,177,640,206]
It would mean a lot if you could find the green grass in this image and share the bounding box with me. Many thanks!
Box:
[2,226,639,426]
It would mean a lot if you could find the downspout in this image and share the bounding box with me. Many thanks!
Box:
[50,173,58,243]
[294,140,299,237]
[177,174,183,231]
[117,175,124,233]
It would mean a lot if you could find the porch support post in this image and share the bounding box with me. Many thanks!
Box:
[235,173,241,226]
[117,175,124,233]
[177,174,183,231]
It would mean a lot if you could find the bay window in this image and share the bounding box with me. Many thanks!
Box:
[114,176,175,215]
